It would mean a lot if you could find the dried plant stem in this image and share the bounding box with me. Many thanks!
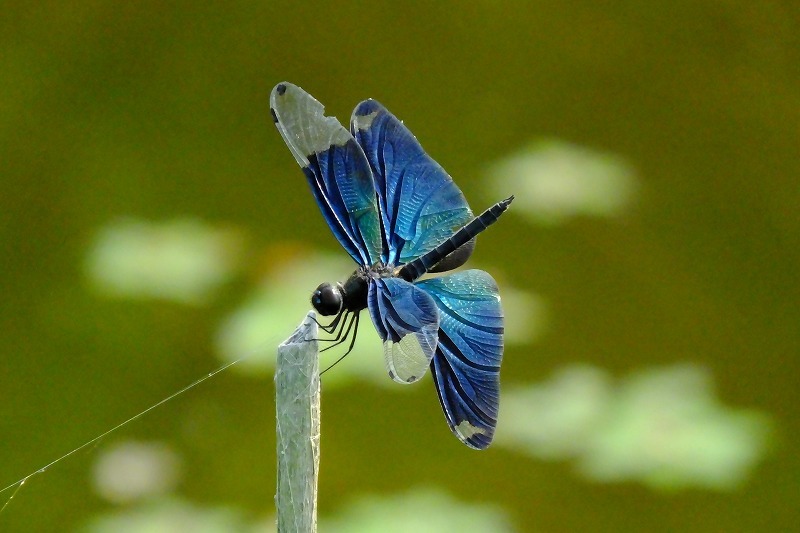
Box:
[275,312,320,533]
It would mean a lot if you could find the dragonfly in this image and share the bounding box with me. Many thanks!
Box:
[270,82,513,449]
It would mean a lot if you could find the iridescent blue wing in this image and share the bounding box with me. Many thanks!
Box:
[367,277,440,384]
[351,100,473,268]
[416,270,504,449]
[271,83,382,266]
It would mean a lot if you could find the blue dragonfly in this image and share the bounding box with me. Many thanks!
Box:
[270,82,513,449]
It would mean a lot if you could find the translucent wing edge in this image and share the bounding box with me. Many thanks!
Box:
[270,82,351,167]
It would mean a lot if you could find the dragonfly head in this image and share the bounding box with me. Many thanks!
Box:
[311,282,343,316]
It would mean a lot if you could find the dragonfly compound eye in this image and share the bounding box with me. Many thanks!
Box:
[311,282,342,316]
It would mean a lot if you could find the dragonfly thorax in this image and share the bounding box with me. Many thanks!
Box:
[311,268,372,317]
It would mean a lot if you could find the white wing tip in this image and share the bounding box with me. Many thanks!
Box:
[454,420,487,440]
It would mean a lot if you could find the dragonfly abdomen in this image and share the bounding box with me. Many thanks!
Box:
[399,196,514,282]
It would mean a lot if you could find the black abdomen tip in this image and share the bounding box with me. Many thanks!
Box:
[275,83,287,95]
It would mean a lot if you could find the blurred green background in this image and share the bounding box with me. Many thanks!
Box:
[1,2,797,531]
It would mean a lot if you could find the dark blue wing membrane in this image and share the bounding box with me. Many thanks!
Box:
[367,277,440,384]
[416,270,504,449]
[303,144,382,266]
[270,83,382,266]
[351,100,473,267]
